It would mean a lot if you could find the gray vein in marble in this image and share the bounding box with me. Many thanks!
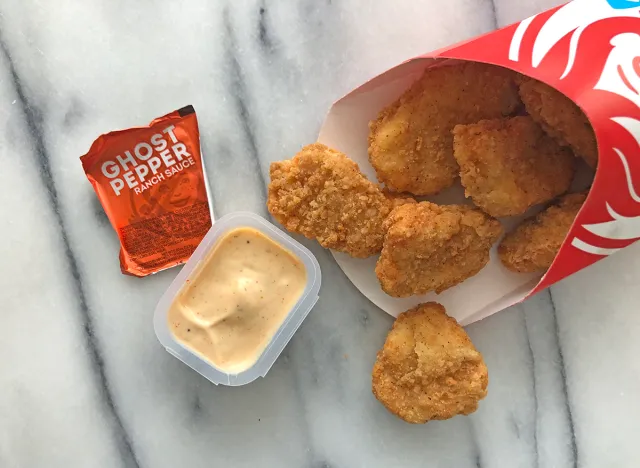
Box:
[486,0,500,29]
[0,22,139,468]
[222,6,268,214]
[522,309,540,467]
[91,193,113,228]
[466,308,540,466]
[282,354,317,467]
[467,420,484,468]
[61,97,86,131]
[548,290,578,468]
[258,3,274,54]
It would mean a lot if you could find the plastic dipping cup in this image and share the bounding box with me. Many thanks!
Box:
[154,212,322,386]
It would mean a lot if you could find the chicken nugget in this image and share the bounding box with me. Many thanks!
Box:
[372,302,488,424]
[453,116,575,217]
[268,143,392,258]
[518,76,598,168]
[376,202,503,297]
[368,62,521,196]
[499,192,588,273]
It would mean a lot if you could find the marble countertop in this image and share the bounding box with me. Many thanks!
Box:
[1,0,639,467]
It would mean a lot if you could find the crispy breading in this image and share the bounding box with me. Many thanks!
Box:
[499,192,588,273]
[267,143,392,258]
[518,76,598,168]
[368,62,521,196]
[372,302,488,424]
[376,202,503,297]
[452,116,575,217]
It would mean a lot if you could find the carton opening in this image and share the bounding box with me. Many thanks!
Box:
[318,58,598,324]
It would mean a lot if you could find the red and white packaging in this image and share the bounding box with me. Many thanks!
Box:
[81,106,213,277]
[318,0,640,324]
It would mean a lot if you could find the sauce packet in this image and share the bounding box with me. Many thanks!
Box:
[80,106,212,277]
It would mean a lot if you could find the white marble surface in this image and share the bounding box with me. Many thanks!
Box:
[0,0,639,467]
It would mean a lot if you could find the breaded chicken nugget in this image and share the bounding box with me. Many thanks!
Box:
[268,143,392,258]
[453,116,575,217]
[499,192,587,273]
[368,62,521,195]
[518,76,598,168]
[372,302,488,424]
[376,202,503,297]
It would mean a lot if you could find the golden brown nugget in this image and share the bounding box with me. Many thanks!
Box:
[518,76,598,168]
[499,192,588,273]
[376,202,503,297]
[372,303,488,424]
[453,116,575,217]
[268,143,392,258]
[369,62,521,196]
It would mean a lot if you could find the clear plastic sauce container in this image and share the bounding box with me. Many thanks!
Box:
[154,212,321,386]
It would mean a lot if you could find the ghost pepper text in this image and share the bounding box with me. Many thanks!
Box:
[100,125,195,196]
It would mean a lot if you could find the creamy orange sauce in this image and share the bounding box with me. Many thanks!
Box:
[168,227,307,373]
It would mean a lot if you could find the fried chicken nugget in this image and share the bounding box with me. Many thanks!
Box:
[518,76,598,168]
[369,62,521,196]
[372,302,488,424]
[453,116,575,217]
[499,192,588,273]
[376,202,503,297]
[268,143,392,258]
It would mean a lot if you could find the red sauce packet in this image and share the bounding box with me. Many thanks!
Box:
[80,106,212,277]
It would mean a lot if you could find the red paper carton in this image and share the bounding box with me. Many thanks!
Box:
[318,0,640,324]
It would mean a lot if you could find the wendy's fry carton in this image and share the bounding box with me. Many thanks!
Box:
[318,0,640,325]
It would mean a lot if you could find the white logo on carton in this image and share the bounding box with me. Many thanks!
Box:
[510,0,640,257]
[571,117,640,254]
[571,34,640,256]
[510,0,640,79]
[594,33,640,107]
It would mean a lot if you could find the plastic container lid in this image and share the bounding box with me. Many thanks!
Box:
[154,211,322,386]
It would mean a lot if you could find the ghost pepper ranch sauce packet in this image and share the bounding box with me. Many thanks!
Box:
[80,106,212,277]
